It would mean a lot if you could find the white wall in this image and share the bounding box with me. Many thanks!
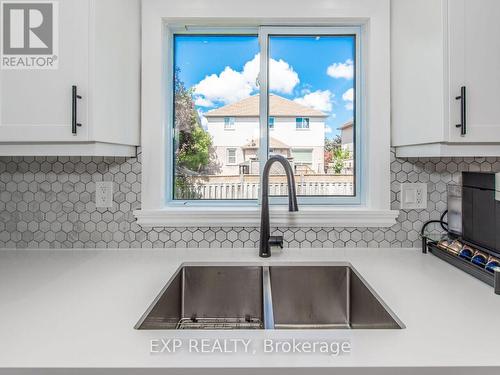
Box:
[207,116,325,174]
[270,117,325,148]
[341,126,354,153]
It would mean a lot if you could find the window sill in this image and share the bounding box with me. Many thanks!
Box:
[133,206,399,228]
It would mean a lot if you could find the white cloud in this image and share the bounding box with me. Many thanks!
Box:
[300,83,313,96]
[197,109,208,129]
[194,96,214,107]
[193,53,299,106]
[325,126,333,134]
[242,54,260,89]
[193,66,254,105]
[294,90,333,113]
[242,53,300,94]
[269,57,300,94]
[342,88,354,110]
[326,59,354,80]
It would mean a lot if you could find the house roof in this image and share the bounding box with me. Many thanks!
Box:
[204,94,327,118]
[338,121,354,130]
[243,137,290,149]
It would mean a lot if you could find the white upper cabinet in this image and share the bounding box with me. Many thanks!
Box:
[448,0,500,143]
[392,0,500,157]
[0,0,89,142]
[0,0,140,156]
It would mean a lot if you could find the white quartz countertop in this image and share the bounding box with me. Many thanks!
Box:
[1,247,500,373]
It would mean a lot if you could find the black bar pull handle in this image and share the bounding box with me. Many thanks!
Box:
[455,86,466,136]
[72,85,82,135]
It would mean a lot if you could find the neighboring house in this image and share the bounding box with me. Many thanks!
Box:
[339,121,354,174]
[204,94,327,175]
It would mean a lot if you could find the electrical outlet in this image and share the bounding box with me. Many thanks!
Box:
[95,181,114,208]
[400,183,427,210]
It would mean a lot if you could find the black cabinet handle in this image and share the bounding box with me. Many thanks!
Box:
[72,85,82,135]
[455,86,466,136]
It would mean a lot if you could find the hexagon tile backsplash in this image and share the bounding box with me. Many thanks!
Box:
[0,148,499,249]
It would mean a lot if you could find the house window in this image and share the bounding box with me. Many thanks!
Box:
[296,117,310,130]
[226,148,237,165]
[291,149,313,164]
[170,28,360,202]
[268,117,275,129]
[224,117,235,130]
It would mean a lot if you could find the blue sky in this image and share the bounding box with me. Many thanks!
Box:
[174,35,355,138]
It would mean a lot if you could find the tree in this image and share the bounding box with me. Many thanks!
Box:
[324,135,350,174]
[330,147,351,174]
[174,68,219,198]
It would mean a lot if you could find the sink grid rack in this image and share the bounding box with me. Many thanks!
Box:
[176,317,263,330]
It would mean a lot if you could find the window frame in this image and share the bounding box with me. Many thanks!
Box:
[224,116,236,130]
[167,26,363,206]
[260,27,362,206]
[295,117,310,130]
[226,147,237,165]
[136,4,398,228]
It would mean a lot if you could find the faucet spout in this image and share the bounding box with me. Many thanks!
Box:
[259,155,299,258]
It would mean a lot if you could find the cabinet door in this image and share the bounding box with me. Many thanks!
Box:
[0,0,89,142]
[448,0,500,143]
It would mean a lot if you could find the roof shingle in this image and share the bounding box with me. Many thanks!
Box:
[242,137,290,149]
[204,94,327,118]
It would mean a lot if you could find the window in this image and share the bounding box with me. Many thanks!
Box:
[226,148,237,165]
[295,117,310,130]
[170,28,360,202]
[224,117,235,130]
[172,35,259,200]
[291,149,313,165]
[138,4,397,228]
[268,117,275,129]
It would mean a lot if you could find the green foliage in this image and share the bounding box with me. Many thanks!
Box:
[173,68,218,199]
[324,136,351,174]
[324,135,342,153]
[177,126,213,172]
[330,147,351,174]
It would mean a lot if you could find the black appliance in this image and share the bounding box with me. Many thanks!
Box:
[462,172,500,256]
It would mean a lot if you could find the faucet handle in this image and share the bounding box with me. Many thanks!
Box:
[268,236,284,249]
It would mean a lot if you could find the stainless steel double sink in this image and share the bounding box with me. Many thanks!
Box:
[135,264,404,330]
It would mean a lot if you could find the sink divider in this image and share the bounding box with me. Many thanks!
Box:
[180,267,185,320]
[346,266,351,329]
[262,266,275,330]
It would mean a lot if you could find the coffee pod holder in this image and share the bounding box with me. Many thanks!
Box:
[421,211,500,295]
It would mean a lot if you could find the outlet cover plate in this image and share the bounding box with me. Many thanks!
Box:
[95,181,114,208]
[400,183,427,210]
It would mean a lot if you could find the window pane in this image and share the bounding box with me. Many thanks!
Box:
[173,35,259,200]
[224,117,235,130]
[268,35,356,197]
[226,148,237,164]
[295,118,302,129]
[292,149,313,164]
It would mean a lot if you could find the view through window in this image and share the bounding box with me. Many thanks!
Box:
[172,32,356,200]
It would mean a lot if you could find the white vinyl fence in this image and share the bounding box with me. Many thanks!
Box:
[177,181,354,200]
